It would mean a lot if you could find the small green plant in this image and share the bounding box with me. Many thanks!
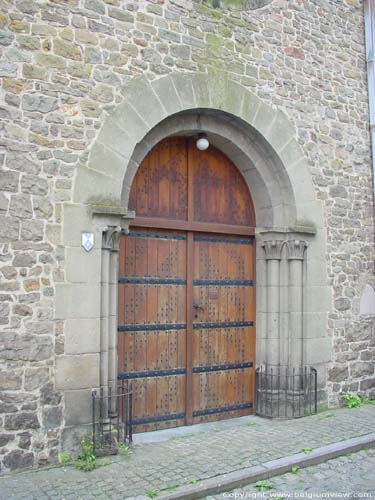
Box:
[146,488,158,498]
[291,465,300,474]
[117,442,131,457]
[211,428,222,433]
[190,479,198,484]
[255,480,274,491]
[301,447,313,454]
[59,451,70,464]
[244,422,258,427]
[75,435,96,472]
[343,393,363,408]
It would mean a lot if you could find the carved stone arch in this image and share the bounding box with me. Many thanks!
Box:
[73,73,322,234]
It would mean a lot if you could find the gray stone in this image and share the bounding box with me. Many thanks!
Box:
[53,150,79,163]
[33,196,53,219]
[0,192,8,213]
[0,332,53,361]
[0,215,19,241]
[0,63,17,77]
[24,367,50,391]
[6,154,41,175]
[329,185,348,198]
[0,303,9,325]
[12,252,37,267]
[328,365,349,382]
[0,370,22,390]
[335,297,351,311]
[3,450,34,470]
[5,412,40,431]
[85,46,102,64]
[84,0,105,14]
[20,219,44,241]
[18,432,31,450]
[108,7,134,22]
[9,194,33,219]
[0,30,15,46]
[42,406,63,430]
[22,94,58,113]
[0,169,19,191]
[0,266,17,279]
[40,383,62,405]
[21,175,48,196]
[351,362,375,377]
[0,433,14,447]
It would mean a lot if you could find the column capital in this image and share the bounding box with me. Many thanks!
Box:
[102,225,127,251]
[286,239,308,260]
[262,240,284,260]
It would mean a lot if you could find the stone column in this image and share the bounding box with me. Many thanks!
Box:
[286,239,308,369]
[101,226,124,414]
[262,240,284,367]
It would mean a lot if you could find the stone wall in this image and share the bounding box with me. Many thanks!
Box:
[0,0,374,472]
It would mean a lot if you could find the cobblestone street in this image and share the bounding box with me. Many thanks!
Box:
[0,406,374,500]
[208,449,375,499]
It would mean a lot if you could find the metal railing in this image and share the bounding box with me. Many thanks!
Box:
[256,366,317,419]
[92,381,133,455]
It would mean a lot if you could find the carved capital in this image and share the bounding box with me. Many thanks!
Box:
[102,225,127,251]
[262,240,284,260]
[286,239,308,260]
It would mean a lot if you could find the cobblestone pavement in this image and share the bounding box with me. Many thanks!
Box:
[0,406,374,500]
[207,448,375,499]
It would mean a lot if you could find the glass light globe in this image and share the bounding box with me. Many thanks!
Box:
[196,137,209,151]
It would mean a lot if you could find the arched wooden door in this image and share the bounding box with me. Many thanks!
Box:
[118,137,256,432]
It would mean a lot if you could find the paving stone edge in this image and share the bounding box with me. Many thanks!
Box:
[130,433,375,500]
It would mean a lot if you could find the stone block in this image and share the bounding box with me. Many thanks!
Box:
[55,353,99,390]
[5,412,40,430]
[305,337,332,364]
[22,94,58,113]
[0,369,22,390]
[20,219,44,241]
[9,194,32,219]
[0,169,19,191]
[151,75,183,115]
[65,318,100,354]
[73,166,122,204]
[42,406,63,430]
[64,389,92,425]
[55,283,100,319]
[65,247,101,284]
[0,332,53,361]
[3,450,34,471]
[62,203,92,247]
[122,76,167,128]
[109,102,149,144]
[24,367,50,391]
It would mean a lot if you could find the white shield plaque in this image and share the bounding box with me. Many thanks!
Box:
[82,232,94,252]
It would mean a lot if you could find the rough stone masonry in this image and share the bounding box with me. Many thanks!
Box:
[0,0,374,473]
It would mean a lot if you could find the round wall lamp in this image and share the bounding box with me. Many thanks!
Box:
[196,133,209,151]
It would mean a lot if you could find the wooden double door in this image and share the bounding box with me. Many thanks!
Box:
[118,137,256,432]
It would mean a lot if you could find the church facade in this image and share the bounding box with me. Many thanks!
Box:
[0,0,374,471]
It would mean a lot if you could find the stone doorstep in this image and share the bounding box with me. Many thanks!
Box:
[129,433,375,500]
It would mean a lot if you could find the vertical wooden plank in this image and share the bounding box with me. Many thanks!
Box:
[185,232,194,424]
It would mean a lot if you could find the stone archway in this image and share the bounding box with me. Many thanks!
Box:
[58,72,331,443]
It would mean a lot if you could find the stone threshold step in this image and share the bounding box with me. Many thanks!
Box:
[130,432,375,500]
